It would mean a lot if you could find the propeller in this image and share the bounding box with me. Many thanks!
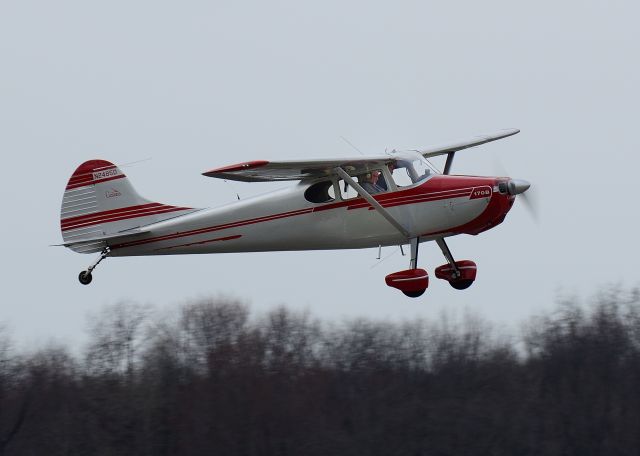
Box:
[495,161,539,222]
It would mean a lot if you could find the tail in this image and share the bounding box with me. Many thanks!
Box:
[60,159,195,252]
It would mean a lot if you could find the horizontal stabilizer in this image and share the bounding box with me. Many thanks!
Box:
[55,228,150,253]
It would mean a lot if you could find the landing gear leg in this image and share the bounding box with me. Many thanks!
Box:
[410,237,419,270]
[435,238,460,279]
[78,247,110,285]
[384,237,429,298]
[403,237,427,298]
[435,238,476,290]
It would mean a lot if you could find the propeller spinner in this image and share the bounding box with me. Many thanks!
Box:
[507,179,531,195]
[506,178,537,221]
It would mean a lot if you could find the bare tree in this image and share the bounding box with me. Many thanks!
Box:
[179,297,249,373]
[85,301,151,377]
[0,325,26,456]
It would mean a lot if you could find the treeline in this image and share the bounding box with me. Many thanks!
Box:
[1,288,640,456]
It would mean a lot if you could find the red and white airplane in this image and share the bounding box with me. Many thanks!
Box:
[58,129,529,297]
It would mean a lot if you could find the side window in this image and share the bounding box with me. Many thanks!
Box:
[337,169,389,199]
[389,159,432,187]
[304,181,335,203]
[337,179,359,200]
[391,166,414,187]
[328,184,336,200]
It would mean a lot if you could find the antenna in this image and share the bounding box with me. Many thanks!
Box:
[223,179,241,200]
[117,157,153,169]
[370,246,401,269]
[340,136,365,156]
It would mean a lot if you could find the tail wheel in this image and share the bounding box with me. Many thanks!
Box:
[78,271,93,285]
[449,278,474,290]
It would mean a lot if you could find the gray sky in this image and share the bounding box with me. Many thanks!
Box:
[1,0,639,347]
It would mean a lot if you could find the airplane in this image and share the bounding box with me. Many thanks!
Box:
[58,128,530,297]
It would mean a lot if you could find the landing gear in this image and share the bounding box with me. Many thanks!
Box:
[385,237,429,298]
[78,271,93,285]
[78,247,110,286]
[435,238,477,290]
[386,237,477,295]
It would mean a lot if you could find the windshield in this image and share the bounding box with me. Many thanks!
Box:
[391,151,438,185]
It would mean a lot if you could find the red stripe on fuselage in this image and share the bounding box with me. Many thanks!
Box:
[154,235,242,251]
[110,178,490,251]
[111,208,314,249]
[346,188,473,210]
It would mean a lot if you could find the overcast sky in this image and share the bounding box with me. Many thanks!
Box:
[1,0,639,347]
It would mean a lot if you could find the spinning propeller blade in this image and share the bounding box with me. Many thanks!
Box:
[495,160,538,222]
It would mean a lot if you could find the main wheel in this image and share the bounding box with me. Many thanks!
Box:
[402,289,426,298]
[449,279,474,290]
[78,271,93,285]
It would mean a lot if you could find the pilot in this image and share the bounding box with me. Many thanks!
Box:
[358,171,385,194]
[377,162,395,191]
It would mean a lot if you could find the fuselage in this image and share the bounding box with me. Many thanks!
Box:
[108,174,515,257]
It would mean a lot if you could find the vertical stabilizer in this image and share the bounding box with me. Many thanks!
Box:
[60,160,195,251]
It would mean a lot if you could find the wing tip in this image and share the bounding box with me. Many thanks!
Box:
[203,160,270,177]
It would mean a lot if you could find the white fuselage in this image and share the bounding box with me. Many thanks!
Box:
[109,175,505,257]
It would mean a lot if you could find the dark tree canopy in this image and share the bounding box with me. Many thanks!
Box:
[1,289,640,456]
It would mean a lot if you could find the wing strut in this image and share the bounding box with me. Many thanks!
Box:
[443,152,455,175]
[334,167,412,239]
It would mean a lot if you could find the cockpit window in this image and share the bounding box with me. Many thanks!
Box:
[305,154,435,203]
[304,181,335,203]
[388,152,437,187]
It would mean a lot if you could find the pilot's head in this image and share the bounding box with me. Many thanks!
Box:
[359,171,381,184]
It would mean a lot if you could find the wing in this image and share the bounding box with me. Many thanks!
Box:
[202,157,391,182]
[417,128,520,158]
[203,129,520,182]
